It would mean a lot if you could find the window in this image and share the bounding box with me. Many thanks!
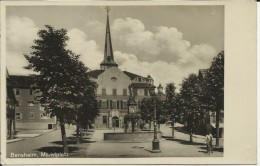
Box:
[123,101,127,109]
[134,89,138,96]
[110,100,113,109]
[103,116,107,124]
[16,100,20,107]
[113,89,117,96]
[40,113,50,119]
[106,100,109,109]
[15,89,19,95]
[102,88,106,95]
[121,100,124,109]
[98,100,102,108]
[144,89,148,96]
[138,101,141,108]
[117,100,120,109]
[30,89,33,95]
[111,77,117,82]
[138,77,142,82]
[29,112,35,119]
[15,113,22,120]
[123,89,127,96]
[28,101,34,107]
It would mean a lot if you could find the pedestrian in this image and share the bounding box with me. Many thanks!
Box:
[205,131,213,155]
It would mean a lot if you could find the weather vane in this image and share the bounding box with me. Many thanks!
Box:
[104,6,111,13]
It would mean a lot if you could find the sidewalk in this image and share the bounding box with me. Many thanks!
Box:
[84,126,223,157]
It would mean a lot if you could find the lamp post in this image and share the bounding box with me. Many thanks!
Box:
[152,100,161,153]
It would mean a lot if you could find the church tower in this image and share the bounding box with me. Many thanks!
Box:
[100,7,118,70]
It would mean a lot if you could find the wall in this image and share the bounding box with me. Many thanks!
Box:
[14,88,56,129]
[104,131,162,141]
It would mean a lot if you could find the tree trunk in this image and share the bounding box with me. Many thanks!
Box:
[215,107,220,147]
[190,115,193,143]
[60,118,69,153]
[190,129,193,143]
[76,125,81,144]
[79,127,83,141]
[124,119,127,133]
[171,120,175,139]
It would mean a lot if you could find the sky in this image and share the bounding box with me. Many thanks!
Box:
[6,5,224,89]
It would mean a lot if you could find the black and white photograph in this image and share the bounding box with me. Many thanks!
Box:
[0,1,256,165]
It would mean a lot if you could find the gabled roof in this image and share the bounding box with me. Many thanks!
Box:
[9,75,33,88]
[131,83,156,89]
[198,69,208,79]
[87,70,105,79]
[147,75,153,79]
[123,71,146,80]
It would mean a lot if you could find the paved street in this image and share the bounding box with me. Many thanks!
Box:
[7,124,223,158]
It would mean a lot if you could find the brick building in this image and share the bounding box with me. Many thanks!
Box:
[9,76,57,130]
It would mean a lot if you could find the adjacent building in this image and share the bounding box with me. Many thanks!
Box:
[6,70,16,139]
[9,75,57,130]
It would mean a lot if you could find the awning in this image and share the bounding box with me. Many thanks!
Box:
[211,123,224,128]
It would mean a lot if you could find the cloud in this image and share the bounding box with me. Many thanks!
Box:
[6,15,218,90]
[7,16,39,52]
[112,18,159,58]
[6,16,39,75]
[6,50,37,75]
[111,17,216,65]
[114,50,214,90]
[67,28,103,70]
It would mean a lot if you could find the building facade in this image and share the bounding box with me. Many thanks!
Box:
[88,11,157,128]
[6,70,16,139]
[9,76,57,130]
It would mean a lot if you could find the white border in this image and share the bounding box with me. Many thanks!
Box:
[1,1,257,165]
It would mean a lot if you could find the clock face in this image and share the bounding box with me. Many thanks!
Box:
[130,106,135,113]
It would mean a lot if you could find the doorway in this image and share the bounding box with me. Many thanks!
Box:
[112,116,119,127]
[48,124,53,130]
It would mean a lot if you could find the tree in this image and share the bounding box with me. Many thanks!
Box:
[140,97,154,130]
[75,81,99,143]
[24,25,97,152]
[164,83,177,139]
[179,74,204,143]
[140,95,165,131]
[204,51,224,147]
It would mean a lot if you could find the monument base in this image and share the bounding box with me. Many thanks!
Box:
[104,131,162,142]
[151,139,161,153]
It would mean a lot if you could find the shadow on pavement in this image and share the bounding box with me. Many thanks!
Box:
[131,146,144,149]
[35,146,80,153]
[50,138,96,145]
[213,147,224,152]
[198,150,208,154]
[198,146,224,152]
[162,136,205,146]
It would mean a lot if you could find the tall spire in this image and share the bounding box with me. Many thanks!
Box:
[100,7,118,70]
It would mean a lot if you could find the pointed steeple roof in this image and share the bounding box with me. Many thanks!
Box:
[100,7,118,70]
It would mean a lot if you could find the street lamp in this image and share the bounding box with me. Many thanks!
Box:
[151,102,161,153]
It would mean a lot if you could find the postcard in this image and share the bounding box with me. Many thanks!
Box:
[0,0,257,165]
